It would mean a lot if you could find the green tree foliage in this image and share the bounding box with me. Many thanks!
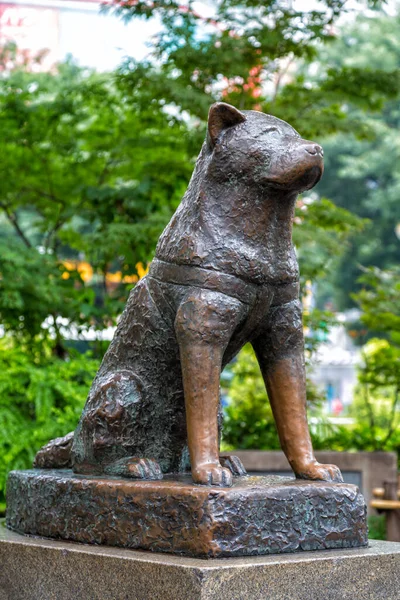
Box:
[0,339,98,502]
[222,340,327,451]
[224,267,400,455]
[312,11,400,308]
[2,2,395,353]
[317,268,400,456]
[0,60,195,353]
[355,266,400,342]
[347,267,400,452]
[222,344,282,451]
[114,1,399,134]
[293,198,367,286]
[351,340,400,450]
[113,0,397,298]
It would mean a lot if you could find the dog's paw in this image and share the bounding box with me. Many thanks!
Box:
[220,455,247,477]
[104,457,163,480]
[294,461,343,483]
[192,462,233,487]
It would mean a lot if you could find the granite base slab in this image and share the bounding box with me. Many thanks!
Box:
[6,469,367,558]
[1,524,399,600]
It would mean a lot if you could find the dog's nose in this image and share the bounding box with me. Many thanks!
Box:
[304,144,324,157]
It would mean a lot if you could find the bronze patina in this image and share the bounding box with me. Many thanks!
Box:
[6,103,368,558]
[34,103,342,487]
[6,470,367,558]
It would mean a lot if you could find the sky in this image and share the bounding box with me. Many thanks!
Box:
[0,0,160,70]
[57,2,161,70]
[0,0,397,71]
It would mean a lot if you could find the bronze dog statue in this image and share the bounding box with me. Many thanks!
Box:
[35,102,343,487]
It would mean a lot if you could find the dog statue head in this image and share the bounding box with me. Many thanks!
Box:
[206,102,324,193]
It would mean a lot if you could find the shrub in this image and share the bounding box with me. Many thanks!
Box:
[0,339,98,503]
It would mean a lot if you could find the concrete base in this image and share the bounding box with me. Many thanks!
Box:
[1,523,400,600]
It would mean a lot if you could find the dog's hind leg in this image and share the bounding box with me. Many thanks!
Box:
[103,457,163,479]
[219,455,247,477]
[71,274,189,478]
[72,370,164,479]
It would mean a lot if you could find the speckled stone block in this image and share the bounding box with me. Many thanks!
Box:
[1,524,400,600]
[6,470,367,558]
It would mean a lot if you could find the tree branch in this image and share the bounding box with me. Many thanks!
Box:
[0,202,32,248]
[21,186,65,206]
[271,55,295,105]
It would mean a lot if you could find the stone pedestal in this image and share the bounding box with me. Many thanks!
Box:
[1,524,400,600]
[6,469,367,558]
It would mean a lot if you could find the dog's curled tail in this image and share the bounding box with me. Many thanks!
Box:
[33,431,74,469]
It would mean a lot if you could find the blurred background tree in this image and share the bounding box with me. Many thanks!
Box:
[350,267,400,451]
[223,268,400,456]
[1,1,400,508]
[0,57,194,353]
[310,11,400,310]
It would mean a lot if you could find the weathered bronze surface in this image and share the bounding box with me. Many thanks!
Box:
[6,470,368,558]
[33,102,342,488]
[6,102,369,558]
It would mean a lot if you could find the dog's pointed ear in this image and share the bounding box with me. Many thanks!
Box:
[207,102,246,147]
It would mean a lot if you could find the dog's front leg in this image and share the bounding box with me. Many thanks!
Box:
[253,298,343,483]
[175,288,245,487]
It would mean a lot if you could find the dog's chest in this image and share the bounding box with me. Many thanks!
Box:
[157,194,299,285]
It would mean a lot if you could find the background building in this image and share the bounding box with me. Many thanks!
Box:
[310,313,362,414]
[0,0,157,70]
